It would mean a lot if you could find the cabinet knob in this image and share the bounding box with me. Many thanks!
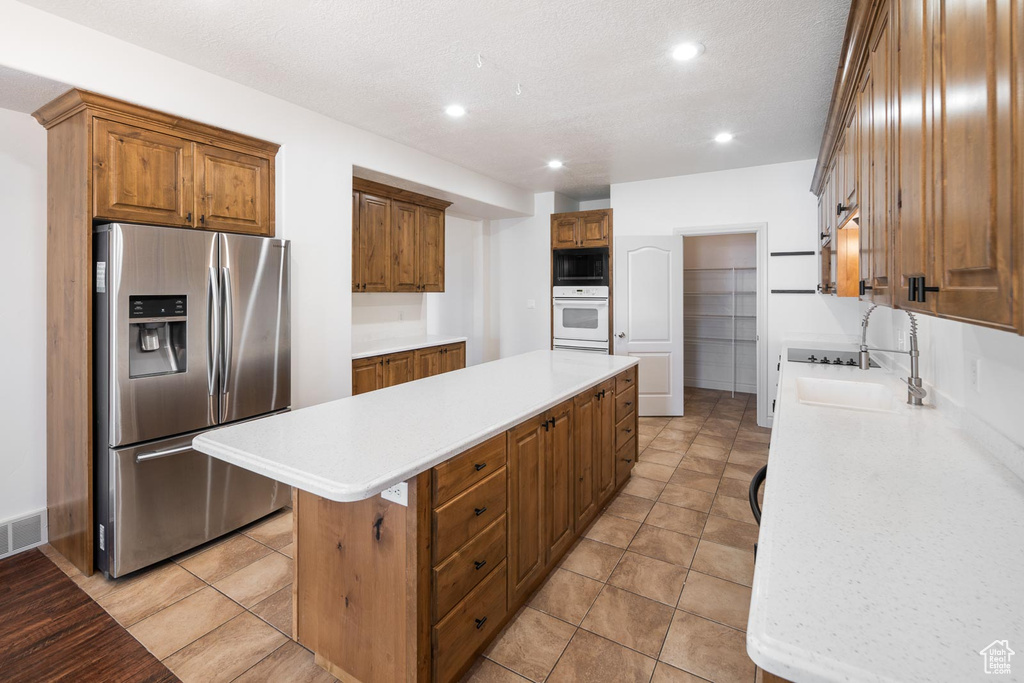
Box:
[474,463,487,471]
[200,215,205,224]
[186,211,192,222]
[475,617,487,630]
[473,559,487,570]
[474,506,488,517]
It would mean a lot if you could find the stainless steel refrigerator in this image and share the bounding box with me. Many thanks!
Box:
[93,223,291,577]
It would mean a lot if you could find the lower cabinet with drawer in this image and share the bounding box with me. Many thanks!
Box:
[295,366,638,683]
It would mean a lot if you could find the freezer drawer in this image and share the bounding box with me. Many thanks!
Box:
[102,429,289,577]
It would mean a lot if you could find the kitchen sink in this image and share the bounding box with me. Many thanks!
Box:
[795,377,896,413]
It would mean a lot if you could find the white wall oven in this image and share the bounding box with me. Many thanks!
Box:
[552,285,609,353]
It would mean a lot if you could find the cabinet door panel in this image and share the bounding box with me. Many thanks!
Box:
[382,350,414,387]
[579,212,610,247]
[545,401,574,564]
[596,383,616,503]
[195,144,272,235]
[573,391,599,529]
[857,69,875,296]
[507,418,546,603]
[552,217,579,248]
[352,191,362,292]
[442,342,466,373]
[359,193,391,292]
[415,346,444,380]
[419,207,445,292]
[868,7,893,305]
[931,0,1015,329]
[391,200,419,292]
[352,357,382,395]
[93,119,193,226]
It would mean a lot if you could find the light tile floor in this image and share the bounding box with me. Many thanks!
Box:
[36,388,780,683]
[40,507,337,683]
[464,389,777,683]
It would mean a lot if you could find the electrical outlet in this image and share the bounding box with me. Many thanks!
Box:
[381,482,408,507]
[969,357,982,392]
[526,299,536,309]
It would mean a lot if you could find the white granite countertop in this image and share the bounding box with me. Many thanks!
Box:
[193,350,637,503]
[351,334,468,359]
[748,340,1024,682]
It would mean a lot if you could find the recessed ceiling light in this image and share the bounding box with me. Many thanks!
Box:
[672,42,705,62]
[445,104,466,118]
[548,160,564,169]
[714,132,734,143]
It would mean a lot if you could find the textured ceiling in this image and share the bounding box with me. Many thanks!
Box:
[20,0,850,200]
[0,65,69,113]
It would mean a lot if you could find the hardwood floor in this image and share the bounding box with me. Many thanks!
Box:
[0,548,177,683]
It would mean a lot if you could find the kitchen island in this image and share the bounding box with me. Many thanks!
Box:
[194,350,639,682]
[749,341,1024,682]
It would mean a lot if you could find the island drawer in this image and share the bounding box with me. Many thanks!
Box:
[615,385,636,423]
[615,413,636,451]
[433,560,507,683]
[433,434,507,506]
[433,514,506,621]
[433,467,507,563]
[615,366,637,395]
[616,436,636,483]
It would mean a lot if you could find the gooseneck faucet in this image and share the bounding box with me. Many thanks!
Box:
[859,305,927,405]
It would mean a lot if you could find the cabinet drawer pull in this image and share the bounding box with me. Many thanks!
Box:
[625,401,633,407]
[474,463,487,471]
[474,506,488,516]
[622,458,633,463]
[624,427,633,434]
[601,389,606,398]
[624,377,632,383]
[474,617,487,630]
[473,559,487,570]
[200,214,206,224]
[186,211,192,222]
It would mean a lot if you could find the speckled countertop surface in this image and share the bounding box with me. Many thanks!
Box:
[351,334,468,359]
[193,350,637,503]
[747,340,1024,682]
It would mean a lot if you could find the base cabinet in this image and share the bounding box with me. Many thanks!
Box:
[297,366,639,683]
[352,341,466,395]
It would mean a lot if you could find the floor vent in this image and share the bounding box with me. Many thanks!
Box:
[0,510,46,559]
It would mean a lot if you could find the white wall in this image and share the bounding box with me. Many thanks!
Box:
[684,233,756,269]
[0,107,47,523]
[487,192,579,359]
[579,198,611,211]
[427,216,489,366]
[352,294,428,344]
[611,159,863,421]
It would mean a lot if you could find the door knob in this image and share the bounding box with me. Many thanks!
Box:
[616,332,626,338]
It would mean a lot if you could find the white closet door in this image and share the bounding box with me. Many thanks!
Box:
[613,237,684,416]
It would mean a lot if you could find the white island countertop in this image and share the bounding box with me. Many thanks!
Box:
[748,341,1024,682]
[351,334,468,359]
[193,350,636,503]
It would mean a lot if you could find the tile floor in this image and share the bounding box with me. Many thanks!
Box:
[35,388,776,683]
[464,388,774,683]
[40,507,337,683]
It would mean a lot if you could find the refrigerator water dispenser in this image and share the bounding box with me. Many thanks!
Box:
[128,295,188,378]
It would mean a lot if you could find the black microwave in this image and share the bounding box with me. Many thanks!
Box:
[553,248,609,287]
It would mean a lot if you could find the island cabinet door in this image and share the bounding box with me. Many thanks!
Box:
[595,380,617,504]
[415,345,444,380]
[383,350,415,387]
[572,390,599,530]
[352,356,382,395]
[544,400,575,565]
[506,415,547,604]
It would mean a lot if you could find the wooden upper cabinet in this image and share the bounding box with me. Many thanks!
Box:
[391,200,419,292]
[544,401,575,564]
[929,0,1016,330]
[357,193,391,292]
[552,216,579,248]
[195,144,272,235]
[867,6,893,306]
[507,416,546,604]
[579,212,610,247]
[419,207,445,292]
[895,0,935,313]
[351,179,451,293]
[551,210,612,249]
[857,68,875,299]
[93,119,194,226]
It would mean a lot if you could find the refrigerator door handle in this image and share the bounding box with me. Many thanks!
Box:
[221,265,234,396]
[135,444,193,464]
[207,266,221,397]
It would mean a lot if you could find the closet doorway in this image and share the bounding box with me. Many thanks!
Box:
[683,233,757,397]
